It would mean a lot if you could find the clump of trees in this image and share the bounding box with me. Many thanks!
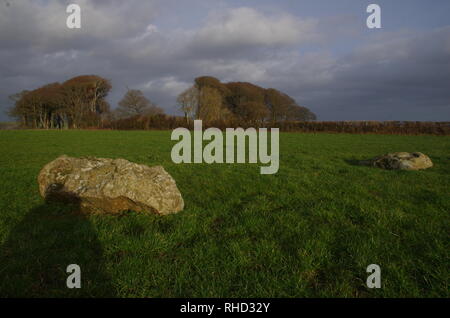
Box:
[8,76,166,129]
[9,75,112,129]
[177,76,317,125]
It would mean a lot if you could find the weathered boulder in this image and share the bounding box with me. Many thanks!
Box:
[361,152,433,171]
[38,155,184,215]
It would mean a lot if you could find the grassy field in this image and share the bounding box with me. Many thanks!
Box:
[0,130,448,298]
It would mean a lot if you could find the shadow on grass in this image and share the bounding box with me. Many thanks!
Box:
[0,202,116,298]
[344,159,371,167]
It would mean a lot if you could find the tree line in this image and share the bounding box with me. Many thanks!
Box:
[7,74,317,129]
[6,75,449,135]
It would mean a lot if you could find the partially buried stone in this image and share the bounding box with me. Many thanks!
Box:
[38,155,184,215]
[360,152,433,171]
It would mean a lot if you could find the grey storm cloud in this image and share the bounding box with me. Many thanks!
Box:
[0,0,449,121]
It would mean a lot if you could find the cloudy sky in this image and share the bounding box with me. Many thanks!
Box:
[1,0,449,121]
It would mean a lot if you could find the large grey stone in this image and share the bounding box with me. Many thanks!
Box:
[38,155,184,215]
[361,152,433,171]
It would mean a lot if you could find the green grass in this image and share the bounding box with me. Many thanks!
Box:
[0,130,448,298]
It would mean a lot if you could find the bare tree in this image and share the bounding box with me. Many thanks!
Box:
[116,89,163,118]
[177,86,199,122]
